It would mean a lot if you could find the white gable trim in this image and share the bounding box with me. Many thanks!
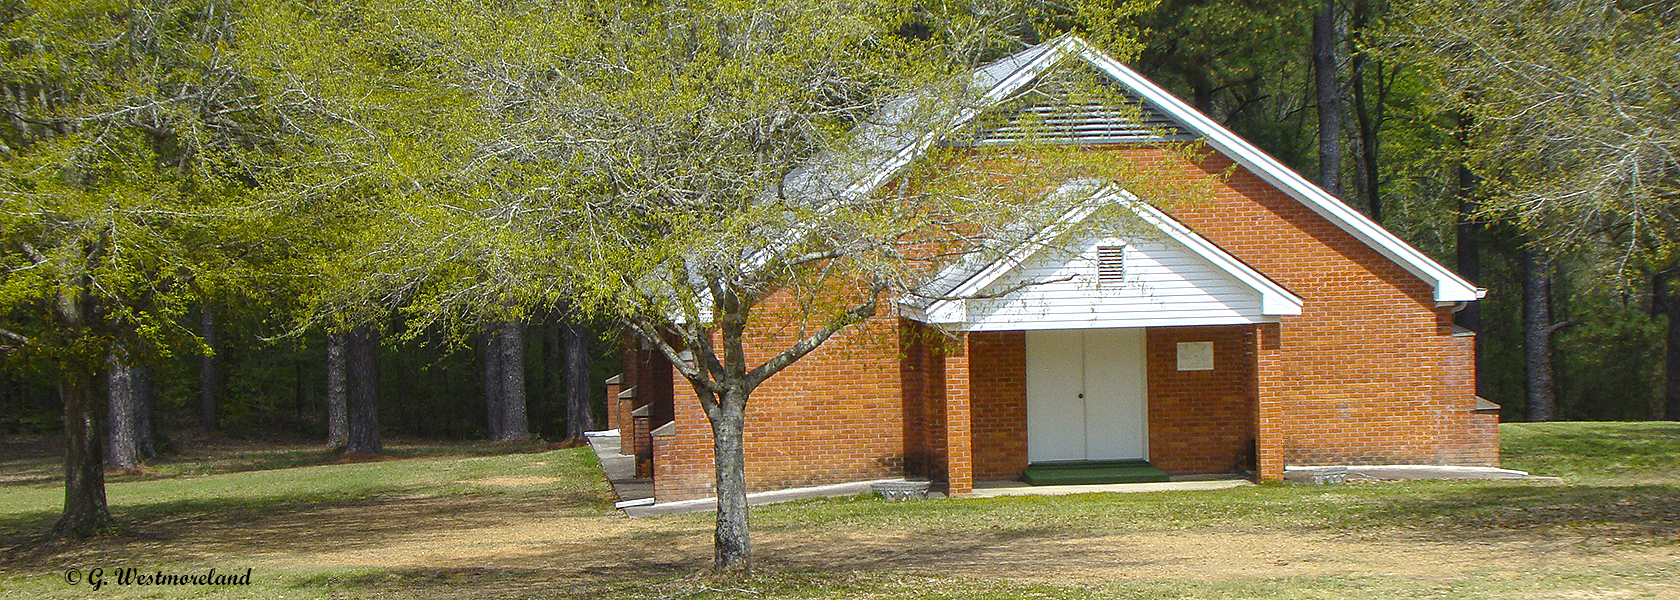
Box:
[837,45,1072,202]
[1060,38,1483,303]
[1124,192,1304,316]
[838,36,1481,304]
[912,183,1304,328]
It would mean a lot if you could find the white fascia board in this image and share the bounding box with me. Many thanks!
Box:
[1114,189,1303,316]
[1066,39,1484,303]
[917,184,1105,323]
[959,314,1281,333]
[897,304,930,321]
[926,299,964,324]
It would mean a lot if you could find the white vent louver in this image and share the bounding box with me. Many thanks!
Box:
[1097,245,1125,287]
[946,69,1200,147]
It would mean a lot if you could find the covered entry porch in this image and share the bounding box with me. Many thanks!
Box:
[899,323,1269,495]
[896,185,1304,494]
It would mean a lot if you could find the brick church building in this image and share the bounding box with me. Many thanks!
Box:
[606,36,1497,502]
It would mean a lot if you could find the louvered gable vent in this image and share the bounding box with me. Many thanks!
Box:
[946,65,1199,147]
[1097,245,1126,287]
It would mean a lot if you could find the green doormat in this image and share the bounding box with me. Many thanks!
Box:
[1021,459,1170,485]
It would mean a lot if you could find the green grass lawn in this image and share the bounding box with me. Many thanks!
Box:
[1501,421,1680,484]
[0,439,613,543]
[1,422,1676,599]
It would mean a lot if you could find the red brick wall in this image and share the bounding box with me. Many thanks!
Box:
[651,291,910,502]
[605,375,623,433]
[1138,148,1491,477]
[1146,325,1257,474]
[944,334,974,495]
[1442,332,1500,466]
[618,337,674,456]
[900,320,945,482]
[970,331,1028,481]
[644,142,1492,499]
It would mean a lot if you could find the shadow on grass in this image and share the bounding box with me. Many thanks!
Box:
[0,438,567,489]
[252,527,1066,599]
[1351,482,1680,541]
[0,489,615,571]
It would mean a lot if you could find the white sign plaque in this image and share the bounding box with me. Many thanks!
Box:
[1177,341,1214,371]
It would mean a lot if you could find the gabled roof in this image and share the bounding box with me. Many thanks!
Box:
[777,35,1483,304]
[903,180,1305,326]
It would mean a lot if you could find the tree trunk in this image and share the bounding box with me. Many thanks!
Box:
[710,392,751,573]
[497,319,530,441]
[1523,248,1556,421]
[1670,307,1680,420]
[326,333,348,449]
[134,366,156,459]
[106,351,140,470]
[543,315,563,436]
[52,253,112,537]
[55,369,111,536]
[1349,29,1383,222]
[345,325,381,455]
[1452,113,1486,399]
[1653,269,1680,420]
[1190,79,1215,118]
[1313,0,1343,197]
[199,305,218,433]
[482,327,504,440]
[564,314,593,439]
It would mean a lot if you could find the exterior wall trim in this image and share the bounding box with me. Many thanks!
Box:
[916,183,1304,330]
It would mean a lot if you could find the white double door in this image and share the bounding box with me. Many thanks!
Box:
[1026,328,1148,463]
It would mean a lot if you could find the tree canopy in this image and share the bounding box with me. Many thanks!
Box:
[1388,0,1680,264]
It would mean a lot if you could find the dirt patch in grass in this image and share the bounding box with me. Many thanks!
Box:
[751,527,1680,586]
[11,489,1669,593]
[6,424,1679,598]
[470,476,571,487]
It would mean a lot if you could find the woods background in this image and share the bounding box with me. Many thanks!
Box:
[2,0,1674,455]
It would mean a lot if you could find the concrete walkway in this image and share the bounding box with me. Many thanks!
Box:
[584,434,1259,517]
[584,438,1557,518]
[584,431,653,507]
[624,479,913,517]
[1289,464,1564,483]
[972,477,1254,498]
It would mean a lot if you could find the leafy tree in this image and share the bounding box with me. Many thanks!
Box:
[304,0,1162,572]
[541,6,1172,573]
[1125,0,1320,170]
[1387,0,1680,419]
[233,0,492,451]
[0,0,279,535]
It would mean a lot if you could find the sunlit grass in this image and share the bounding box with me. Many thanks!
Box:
[2,422,1678,599]
[0,445,611,537]
[9,561,1676,600]
[1500,421,1680,484]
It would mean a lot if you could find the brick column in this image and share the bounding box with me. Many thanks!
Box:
[604,374,623,432]
[944,333,974,497]
[618,386,638,456]
[1253,324,1285,481]
[631,405,653,478]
